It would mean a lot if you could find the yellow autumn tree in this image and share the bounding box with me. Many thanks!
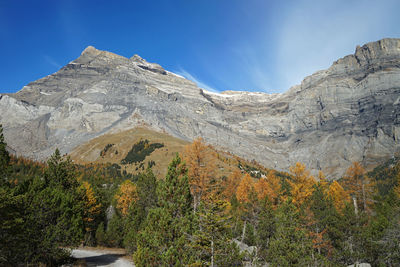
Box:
[288,162,315,208]
[328,180,350,212]
[79,181,102,233]
[183,137,216,212]
[115,180,139,216]
[236,173,255,204]
[255,177,269,200]
[341,162,374,213]
[318,170,329,193]
[223,168,242,200]
[254,171,281,206]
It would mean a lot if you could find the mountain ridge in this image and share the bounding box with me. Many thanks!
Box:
[1,38,400,177]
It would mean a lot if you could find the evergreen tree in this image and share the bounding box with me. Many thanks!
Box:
[190,197,243,266]
[95,222,107,246]
[257,200,276,262]
[134,155,194,266]
[0,124,10,184]
[124,168,158,253]
[268,201,313,266]
[106,213,125,247]
[45,148,78,190]
[0,186,28,264]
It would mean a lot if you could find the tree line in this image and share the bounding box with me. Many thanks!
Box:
[1,126,400,266]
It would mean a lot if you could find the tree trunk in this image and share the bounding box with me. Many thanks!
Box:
[241,220,247,243]
[193,195,198,214]
[211,238,214,267]
[353,196,358,217]
[362,181,367,212]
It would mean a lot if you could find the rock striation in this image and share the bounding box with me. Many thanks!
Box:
[1,38,400,177]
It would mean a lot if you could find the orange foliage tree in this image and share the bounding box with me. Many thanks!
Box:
[341,162,374,213]
[288,162,315,207]
[223,168,242,200]
[328,180,350,212]
[183,137,216,212]
[254,171,281,206]
[303,207,333,258]
[318,170,329,193]
[236,173,255,204]
[79,181,102,233]
[115,180,139,216]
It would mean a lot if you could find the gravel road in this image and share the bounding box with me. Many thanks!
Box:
[71,248,134,267]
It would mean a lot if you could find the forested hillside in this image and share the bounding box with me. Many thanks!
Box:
[1,125,400,266]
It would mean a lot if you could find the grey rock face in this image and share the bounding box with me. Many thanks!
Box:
[1,38,400,177]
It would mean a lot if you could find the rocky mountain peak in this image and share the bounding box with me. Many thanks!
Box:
[1,38,400,177]
[355,38,400,62]
[80,45,100,56]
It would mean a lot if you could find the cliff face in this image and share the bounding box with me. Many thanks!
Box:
[1,38,400,177]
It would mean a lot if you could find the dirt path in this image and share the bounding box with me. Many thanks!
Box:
[71,247,134,267]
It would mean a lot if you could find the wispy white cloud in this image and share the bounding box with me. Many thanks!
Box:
[44,55,62,69]
[275,0,400,91]
[175,68,220,93]
[231,44,273,93]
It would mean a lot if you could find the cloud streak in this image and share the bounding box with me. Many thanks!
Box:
[44,55,62,69]
[175,68,219,93]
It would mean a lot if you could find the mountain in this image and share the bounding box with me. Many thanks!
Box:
[1,38,400,177]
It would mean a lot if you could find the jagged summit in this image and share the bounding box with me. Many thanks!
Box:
[1,38,400,177]
[81,45,99,55]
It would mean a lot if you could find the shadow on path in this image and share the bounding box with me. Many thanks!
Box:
[78,253,126,266]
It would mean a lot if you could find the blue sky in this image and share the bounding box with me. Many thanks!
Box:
[1,0,400,94]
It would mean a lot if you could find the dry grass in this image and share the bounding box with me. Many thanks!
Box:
[69,127,189,177]
[69,127,270,180]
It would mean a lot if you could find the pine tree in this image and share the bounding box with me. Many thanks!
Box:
[0,124,10,184]
[124,168,158,253]
[45,148,78,190]
[268,201,313,266]
[134,155,194,266]
[257,200,276,262]
[190,197,242,266]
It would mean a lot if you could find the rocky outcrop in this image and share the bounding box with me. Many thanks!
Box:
[1,38,400,177]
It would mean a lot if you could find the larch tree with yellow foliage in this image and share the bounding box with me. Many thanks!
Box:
[318,170,329,193]
[183,137,216,213]
[288,162,315,208]
[254,171,281,206]
[79,181,102,244]
[328,180,350,212]
[235,173,257,242]
[236,173,255,204]
[341,162,374,213]
[115,180,139,216]
[223,168,242,200]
